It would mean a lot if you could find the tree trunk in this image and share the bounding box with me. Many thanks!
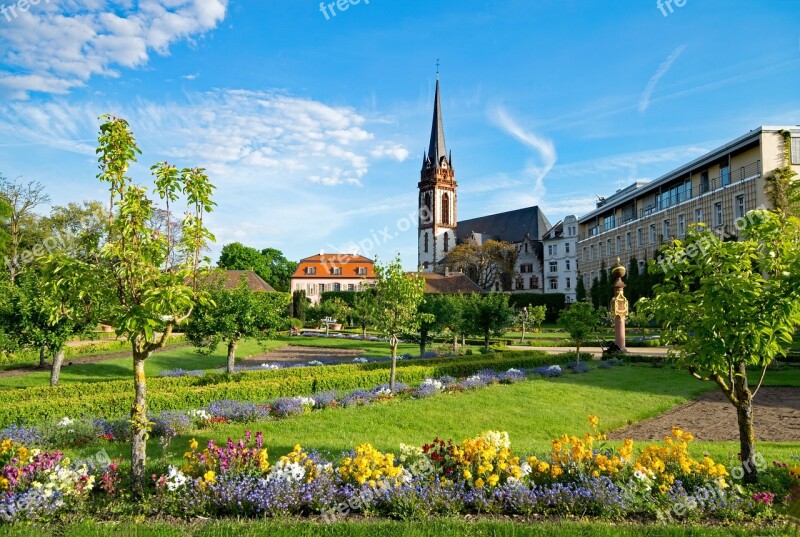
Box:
[39,345,47,369]
[389,337,398,392]
[226,339,238,374]
[484,333,490,352]
[419,329,427,356]
[453,335,458,353]
[521,322,526,343]
[734,361,758,483]
[131,349,151,499]
[362,324,367,338]
[50,348,65,386]
[576,344,581,365]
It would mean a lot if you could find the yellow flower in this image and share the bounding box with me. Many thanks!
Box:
[189,438,199,451]
[789,466,800,480]
[487,474,500,486]
[474,478,485,489]
[588,415,599,429]
[203,471,216,484]
[463,470,472,480]
[0,477,8,490]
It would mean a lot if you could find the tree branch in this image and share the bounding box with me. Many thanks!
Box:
[750,364,769,399]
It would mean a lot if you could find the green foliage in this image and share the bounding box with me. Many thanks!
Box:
[320,291,359,308]
[504,293,566,323]
[558,301,603,360]
[352,290,378,337]
[292,290,309,322]
[218,243,297,292]
[575,272,587,302]
[0,193,10,253]
[462,293,515,350]
[187,275,290,372]
[445,239,518,291]
[412,294,456,354]
[640,211,800,483]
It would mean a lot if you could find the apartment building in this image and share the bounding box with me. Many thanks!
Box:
[577,126,800,290]
[542,215,579,303]
[290,253,377,305]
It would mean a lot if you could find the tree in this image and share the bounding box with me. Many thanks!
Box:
[352,290,377,338]
[575,272,587,302]
[5,270,97,384]
[187,275,289,374]
[0,176,51,284]
[316,297,351,336]
[557,301,602,364]
[415,294,454,355]
[45,116,216,497]
[373,257,428,391]
[639,211,800,484]
[43,201,108,261]
[518,304,546,342]
[445,239,518,291]
[0,196,10,253]
[292,289,309,322]
[462,293,515,351]
[217,243,297,292]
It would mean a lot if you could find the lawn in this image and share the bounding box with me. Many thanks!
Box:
[0,336,420,390]
[64,365,800,469]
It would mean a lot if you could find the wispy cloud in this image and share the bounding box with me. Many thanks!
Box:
[639,45,687,113]
[488,105,557,203]
[0,0,229,99]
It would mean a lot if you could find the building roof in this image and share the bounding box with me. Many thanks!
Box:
[424,78,450,170]
[201,270,276,292]
[578,125,800,223]
[421,272,483,294]
[457,206,552,244]
[541,220,564,241]
[291,253,376,280]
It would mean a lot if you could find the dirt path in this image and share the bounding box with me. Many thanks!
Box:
[608,387,800,441]
[0,344,189,378]
[238,346,366,367]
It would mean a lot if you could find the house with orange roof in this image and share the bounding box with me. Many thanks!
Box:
[290,253,377,304]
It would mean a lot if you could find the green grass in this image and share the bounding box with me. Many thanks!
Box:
[279,336,419,356]
[0,519,790,536]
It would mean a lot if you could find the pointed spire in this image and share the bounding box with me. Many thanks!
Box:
[427,78,448,168]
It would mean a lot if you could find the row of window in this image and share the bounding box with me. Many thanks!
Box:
[421,192,453,225]
[582,195,747,262]
[546,242,574,256]
[304,266,368,276]
[305,283,363,295]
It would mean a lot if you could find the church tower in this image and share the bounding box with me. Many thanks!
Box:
[418,77,457,271]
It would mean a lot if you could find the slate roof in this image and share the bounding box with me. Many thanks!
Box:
[201,270,276,292]
[426,79,448,168]
[421,273,483,294]
[457,206,552,244]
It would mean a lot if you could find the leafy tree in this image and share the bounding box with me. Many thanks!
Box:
[462,293,515,351]
[217,243,297,292]
[0,177,50,284]
[352,290,377,338]
[640,211,800,484]
[44,116,216,497]
[518,304,546,342]
[373,256,428,391]
[292,289,309,322]
[557,301,602,364]
[43,201,109,261]
[187,275,289,374]
[445,239,518,291]
[0,195,10,253]
[414,294,455,355]
[317,297,351,336]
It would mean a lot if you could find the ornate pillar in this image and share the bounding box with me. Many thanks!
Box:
[610,258,628,352]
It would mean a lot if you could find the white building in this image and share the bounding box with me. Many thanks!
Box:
[290,254,376,305]
[542,215,578,303]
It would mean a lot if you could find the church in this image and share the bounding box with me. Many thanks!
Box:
[417,77,574,298]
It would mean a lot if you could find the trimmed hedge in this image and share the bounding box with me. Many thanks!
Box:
[504,293,566,323]
[0,351,563,426]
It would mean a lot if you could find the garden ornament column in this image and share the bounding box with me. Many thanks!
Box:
[610,258,628,352]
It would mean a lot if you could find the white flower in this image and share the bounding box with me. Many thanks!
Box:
[421,378,444,391]
[507,368,522,374]
[352,357,369,364]
[260,363,280,370]
[307,360,324,367]
[265,460,307,483]
[165,466,188,491]
[519,462,532,478]
[188,409,211,421]
[466,375,481,382]
[478,431,511,450]
[374,388,392,397]
[57,417,74,428]
[296,396,316,407]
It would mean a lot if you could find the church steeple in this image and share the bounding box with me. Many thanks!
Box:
[418,73,457,273]
[426,79,449,169]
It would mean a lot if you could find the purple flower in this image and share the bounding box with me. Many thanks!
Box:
[207,400,271,423]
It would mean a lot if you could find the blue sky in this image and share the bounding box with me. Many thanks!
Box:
[0,0,798,269]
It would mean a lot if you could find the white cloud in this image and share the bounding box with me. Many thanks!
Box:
[639,45,687,113]
[371,143,410,162]
[488,105,557,205]
[0,0,229,98]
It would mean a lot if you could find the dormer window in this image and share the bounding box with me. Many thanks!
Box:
[331,267,342,276]
[305,267,317,275]
[357,267,367,276]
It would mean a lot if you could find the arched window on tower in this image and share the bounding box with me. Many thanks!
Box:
[444,232,450,253]
[421,192,432,224]
[441,193,450,225]
[424,232,429,253]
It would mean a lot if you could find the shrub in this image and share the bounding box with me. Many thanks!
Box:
[207,400,271,423]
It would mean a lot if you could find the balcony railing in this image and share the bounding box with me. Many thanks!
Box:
[578,160,761,241]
